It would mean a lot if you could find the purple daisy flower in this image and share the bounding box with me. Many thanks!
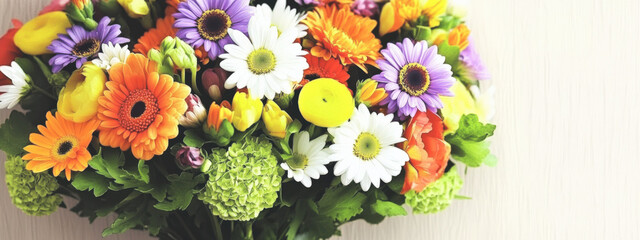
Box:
[373,38,455,119]
[173,0,253,60]
[48,17,129,73]
[460,37,491,80]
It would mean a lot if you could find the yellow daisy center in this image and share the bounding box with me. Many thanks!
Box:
[399,63,430,96]
[353,132,381,161]
[51,136,79,161]
[286,153,309,170]
[197,9,232,41]
[247,48,276,75]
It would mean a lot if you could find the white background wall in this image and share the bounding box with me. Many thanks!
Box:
[1,0,639,239]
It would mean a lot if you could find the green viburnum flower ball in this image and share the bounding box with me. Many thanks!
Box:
[4,155,62,216]
[199,136,282,221]
[405,166,464,214]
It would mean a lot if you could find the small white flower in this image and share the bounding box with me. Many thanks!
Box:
[328,104,409,191]
[91,43,130,70]
[220,15,308,100]
[0,61,31,109]
[281,131,331,188]
[255,0,308,38]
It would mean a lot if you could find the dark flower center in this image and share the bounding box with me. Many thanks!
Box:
[72,38,101,58]
[119,89,160,132]
[57,141,73,155]
[197,9,232,41]
[398,63,430,96]
[305,73,321,81]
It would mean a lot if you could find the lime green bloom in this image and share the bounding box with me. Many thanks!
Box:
[405,166,463,214]
[199,136,281,221]
[4,155,62,216]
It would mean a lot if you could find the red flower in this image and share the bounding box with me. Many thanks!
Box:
[400,110,451,194]
[0,19,23,86]
[300,55,350,88]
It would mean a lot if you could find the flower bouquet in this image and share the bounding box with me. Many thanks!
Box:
[0,0,496,239]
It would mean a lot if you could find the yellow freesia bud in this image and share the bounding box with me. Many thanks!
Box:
[57,64,107,123]
[262,100,292,139]
[117,0,150,18]
[356,79,388,107]
[440,80,483,135]
[13,11,71,55]
[231,92,263,132]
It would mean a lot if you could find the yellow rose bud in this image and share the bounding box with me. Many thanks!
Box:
[231,92,263,132]
[13,11,71,55]
[262,100,292,139]
[440,80,479,135]
[57,64,107,123]
[117,0,150,18]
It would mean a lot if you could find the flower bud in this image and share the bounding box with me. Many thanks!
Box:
[262,100,292,139]
[179,94,207,128]
[117,0,149,18]
[57,63,106,122]
[176,146,204,169]
[14,11,71,55]
[355,79,387,107]
[231,92,263,132]
[201,68,228,102]
[203,101,234,146]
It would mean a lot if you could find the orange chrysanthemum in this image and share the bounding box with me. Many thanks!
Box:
[22,112,99,180]
[97,54,191,160]
[303,5,382,72]
[400,110,450,194]
[300,55,350,88]
[165,0,184,15]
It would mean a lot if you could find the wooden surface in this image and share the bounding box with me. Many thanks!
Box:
[2,0,640,239]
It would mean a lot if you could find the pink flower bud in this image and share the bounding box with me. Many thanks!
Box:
[179,94,207,128]
[176,146,204,169]
[201,68,228,102]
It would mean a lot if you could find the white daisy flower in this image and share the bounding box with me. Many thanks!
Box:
[91,43,130,70]
[281,131,331,188]
[328,104,409,191]
[255,0,308,38]
[0,61,31,109]
[220,16,308,100]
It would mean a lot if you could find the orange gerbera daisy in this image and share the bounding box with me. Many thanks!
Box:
[97,54,190,160]
[303,5,382,72]
[300,55,350,87]
[22,112,99,180]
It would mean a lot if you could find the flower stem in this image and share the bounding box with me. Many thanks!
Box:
[209,212,224,240]
[31,56,52,79]
[31,83,57,100]
[175,212,197,240]
[181,69,186,84]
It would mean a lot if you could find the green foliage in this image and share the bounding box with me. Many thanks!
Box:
[445,114,497,167]
[154,172,205,211]
[4,155,62,216]
[0,111,36,156]
[317,184,367,222]
[438,41,461,67]
[199,136,281,221]
[370,200,407,217]
[72,171,110,197]
[405,167,464,214]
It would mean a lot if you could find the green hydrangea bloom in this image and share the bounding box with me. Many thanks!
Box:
[405,166,463,214]
[4,155,62,216]
[199,136,281,221]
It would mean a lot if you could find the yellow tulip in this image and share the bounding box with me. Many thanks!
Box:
[441,80,489,135]
[117,0,150,18]
[262,100,292,139]
[57,63,107,123]
[13,11,71,55]
[231,92,263,132]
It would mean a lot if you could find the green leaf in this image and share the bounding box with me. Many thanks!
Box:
[183,129,205,147]
[137,160,150,184]
[370,200,407,217]
[317,185,367,222]
[0,111,36,156]
[445,114,497,167]
[72,171,110,197]
[102,210,144,237]
[153,172,205,211]
[438,41,461,67]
